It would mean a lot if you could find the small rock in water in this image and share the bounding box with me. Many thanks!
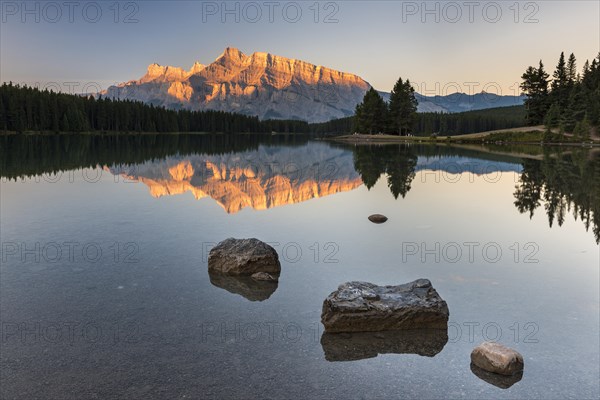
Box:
[368,214,388,224]
[321,279,449,333]
[208,238,281,276]
[251,272,278,282]
[471,342,524,376]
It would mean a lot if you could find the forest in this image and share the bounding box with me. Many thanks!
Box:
[310,106,527,136]
[520,52,600,139]
[0,83,310,134]
[1,82,529,137]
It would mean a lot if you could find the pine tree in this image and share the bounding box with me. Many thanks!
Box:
[544,102,560,128]
[388,78,418,135]
[551,52,570,111]
[60,113,71,132]
[354,88,387,134]
[567,53,577,83]
[521,61,550,125]
[0,95,5,131]
[573,117,591,141]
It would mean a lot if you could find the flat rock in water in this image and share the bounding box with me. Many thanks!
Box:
[208,238,281,276]
[368,214,388,224]
[471,342,524,376]
[321,279,449,333]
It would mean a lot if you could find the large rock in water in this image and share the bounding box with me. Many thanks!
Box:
[208,238,281,276]
[471,342,524,376]
[321,279,449,333]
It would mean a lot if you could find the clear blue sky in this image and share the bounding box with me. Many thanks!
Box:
[1,1,598,95]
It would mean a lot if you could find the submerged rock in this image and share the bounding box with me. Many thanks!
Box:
[368,214,388,224]
[209,272,278,302]
[208,238,281,276]
[321,329,448,361]
[470,342,524,376]
[321,279,449,333]
[251,272,278,282]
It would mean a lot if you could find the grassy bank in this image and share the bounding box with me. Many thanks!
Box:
[328,125,599,146]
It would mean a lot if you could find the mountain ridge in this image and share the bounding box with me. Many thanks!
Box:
[102,47,525,123]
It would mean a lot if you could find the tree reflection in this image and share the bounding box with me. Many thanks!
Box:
[514,148,600,243]
[1,134,598,243]
[350,143,600,243]
[352,144,417,199]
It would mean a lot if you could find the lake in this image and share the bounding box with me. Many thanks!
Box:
[1,134,598,399]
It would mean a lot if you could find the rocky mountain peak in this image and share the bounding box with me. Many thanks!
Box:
[215,47,249,64]
[102,47,525,122]
[189,61,206,75]
[142,63,187,83]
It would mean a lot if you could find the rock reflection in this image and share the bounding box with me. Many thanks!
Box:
[470,363,523,389]
[320,329,448,362]
[208,272,278,302]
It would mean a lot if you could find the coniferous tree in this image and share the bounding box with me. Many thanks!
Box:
[388,78,418,135]
[521,61,550,125]
[550,52,571,116]
[544,103,560,128]
[567,53,578,83]
[354,88,387,134]
[0,96,5,130]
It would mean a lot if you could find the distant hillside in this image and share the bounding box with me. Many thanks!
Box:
[379,91,525,113]
[309,105,527,135]
[415,105,527,136]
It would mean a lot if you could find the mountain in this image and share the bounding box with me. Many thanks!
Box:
[103,47,525,123]
[103,47,370,123]
[415,92,525,113]
[378,91,525,113]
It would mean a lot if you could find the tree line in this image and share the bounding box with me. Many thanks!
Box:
[310,106,527,136]
[0,83,312,134]
[520,52,600,139]
[414,105,526,136]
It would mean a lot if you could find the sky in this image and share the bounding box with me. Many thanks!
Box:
[1,1,599,95]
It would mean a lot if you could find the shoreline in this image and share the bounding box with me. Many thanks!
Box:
[325,133,600,147]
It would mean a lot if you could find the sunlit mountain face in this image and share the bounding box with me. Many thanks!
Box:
[102,47,370,123]
[108,142,363,213]
[101,47,525,122]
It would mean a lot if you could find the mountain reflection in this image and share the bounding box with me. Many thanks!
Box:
[109,141,362,213]
[1,134,598,242]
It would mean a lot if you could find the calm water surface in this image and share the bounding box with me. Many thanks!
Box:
[1,135,598,399]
